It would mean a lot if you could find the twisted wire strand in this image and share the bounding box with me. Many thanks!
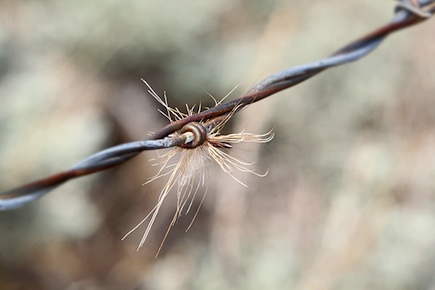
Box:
[0,0,433,210]
[0,135,193,210]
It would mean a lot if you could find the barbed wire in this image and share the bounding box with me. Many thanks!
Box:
[0,0,434,211]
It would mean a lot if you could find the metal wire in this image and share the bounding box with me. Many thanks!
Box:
[0,137,187,210]
[1,0,434,210]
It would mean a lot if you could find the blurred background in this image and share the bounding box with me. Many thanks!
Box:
[1,0,435,289]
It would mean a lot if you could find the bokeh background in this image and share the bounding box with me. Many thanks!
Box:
[1,1,435,289]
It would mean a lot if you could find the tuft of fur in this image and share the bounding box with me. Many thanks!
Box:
[122,80,273,254]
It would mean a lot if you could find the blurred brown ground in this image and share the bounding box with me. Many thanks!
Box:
[1,1,435,289]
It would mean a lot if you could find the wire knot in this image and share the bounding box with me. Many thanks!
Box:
[395,0,432,18]
[179,122,207,148]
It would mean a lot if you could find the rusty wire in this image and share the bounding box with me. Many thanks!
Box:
[0,0,434,210]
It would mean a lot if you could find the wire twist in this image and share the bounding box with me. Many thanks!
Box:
[1,0,434,210]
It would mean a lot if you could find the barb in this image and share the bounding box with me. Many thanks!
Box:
[0,0,433,210]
